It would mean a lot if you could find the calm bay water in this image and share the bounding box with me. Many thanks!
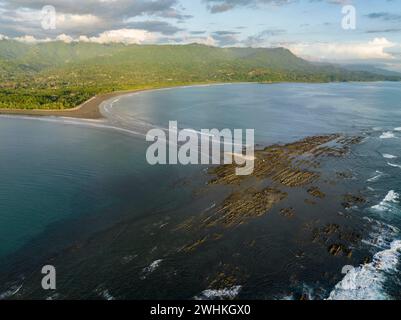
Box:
[0,117,198,258]
[1,82,401,299]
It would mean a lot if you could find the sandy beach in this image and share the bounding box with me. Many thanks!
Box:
[0,90,141,120]
[0,83,247,120]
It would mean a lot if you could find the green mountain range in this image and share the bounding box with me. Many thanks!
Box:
[1,40,400,110]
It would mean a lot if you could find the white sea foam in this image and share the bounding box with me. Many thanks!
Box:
[103,98,120,112]
[195,286,242,300]
[382,154,397,159]
[367,171,385,182]
[394,127,401,132]
[380,132,395,139]
[45,293,61,300]
[0,284,22,300]
[99,289,115,300]
[141,259,163,279]
[327,240,401,300]
[203,203,216,213]
[387,162,401,169]
[383,190,399,203]
[371,190,399,212]
[362,218,399,250]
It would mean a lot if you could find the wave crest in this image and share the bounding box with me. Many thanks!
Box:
[328,240,401,300]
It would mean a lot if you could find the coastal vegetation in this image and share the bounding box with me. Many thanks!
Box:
[1,40,400,110]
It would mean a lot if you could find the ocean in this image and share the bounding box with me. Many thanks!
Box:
[1,82,401,300]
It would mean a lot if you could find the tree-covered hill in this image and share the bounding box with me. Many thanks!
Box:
[0,40,399,110]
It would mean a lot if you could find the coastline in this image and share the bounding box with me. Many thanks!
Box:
[0,81,392,120]
[0,91,134,120]
[0,82,254,120]
[1,81,400,299]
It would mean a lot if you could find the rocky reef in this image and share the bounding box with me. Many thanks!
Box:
[205,134,363,227]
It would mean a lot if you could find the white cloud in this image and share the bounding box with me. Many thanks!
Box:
[195,35,216,46]
[6,33,400,64]
[78,35,91,42]
[14,35,41,43]
[56,14,103,29]
[0,0,189,37]
[56,33,74,43]
[287,38,397,61]
[180,34,217,46]
[8,28,156,44]
[87,28,155,44]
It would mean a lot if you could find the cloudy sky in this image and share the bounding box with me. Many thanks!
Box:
[1,0,401,69]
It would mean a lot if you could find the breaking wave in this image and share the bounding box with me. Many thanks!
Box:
[371,190,400,212]
[0,284,23,300]
[380,132,395,139]
[388,162,401,169]
[329,188,401,300]
[327,240,401,300]
[195,286,242,300]
[382,154,397,159]
[367,171,385,182]
[140,259,163,280]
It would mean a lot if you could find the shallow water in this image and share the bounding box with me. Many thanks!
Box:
[1,82,401,299]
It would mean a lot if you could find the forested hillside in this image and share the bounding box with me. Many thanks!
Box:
[1,41,399,110]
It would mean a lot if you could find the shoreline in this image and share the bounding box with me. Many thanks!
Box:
[0,81,393,120]
[0,90,135,120]
[0,82,241,120]
[0,81,399,298]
